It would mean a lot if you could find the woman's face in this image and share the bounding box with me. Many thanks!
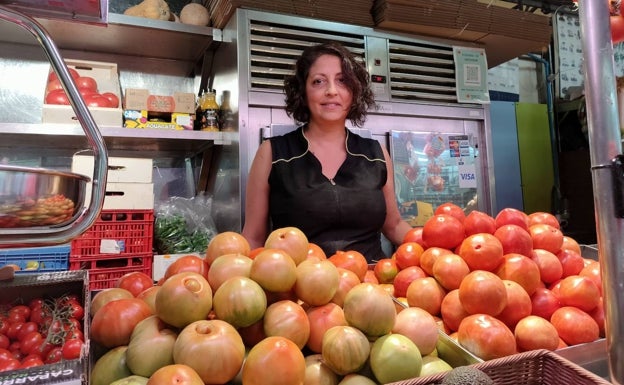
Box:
[305,54,353,125]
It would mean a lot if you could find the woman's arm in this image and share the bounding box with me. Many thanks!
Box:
[241,140,273,249]
[380,145,413,246]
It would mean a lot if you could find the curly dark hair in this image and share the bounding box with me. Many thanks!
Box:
[284,41,376,128]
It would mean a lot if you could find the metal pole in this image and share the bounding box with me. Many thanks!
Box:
[578,1,624,383]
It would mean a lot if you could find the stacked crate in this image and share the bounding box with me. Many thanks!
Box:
[70,156,155,290]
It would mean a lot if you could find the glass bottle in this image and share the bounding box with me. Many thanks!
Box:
[194,89,205,131]
[219,90,235,131]
[200,89,219,132]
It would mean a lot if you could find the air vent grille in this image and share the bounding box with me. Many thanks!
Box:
[248,19,458,104]
[249,20,366,92]
[388,39,457,103]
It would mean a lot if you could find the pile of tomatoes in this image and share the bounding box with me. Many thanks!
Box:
[0,294,85,372]
[44,67,119,108]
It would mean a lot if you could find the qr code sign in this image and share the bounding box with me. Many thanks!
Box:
[464,64,481,86]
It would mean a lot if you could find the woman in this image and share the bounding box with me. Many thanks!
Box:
[242,41,412,261]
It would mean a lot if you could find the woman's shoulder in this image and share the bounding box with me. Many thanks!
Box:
[347,129,384,160]
[269,126,307,161]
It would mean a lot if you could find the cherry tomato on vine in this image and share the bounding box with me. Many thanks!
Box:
[29,306,49,325]
[19,331,43,355]
[45,347,63,364]
[67,303,84,321]
[0,335,8,351]
[28,298,45,310]
[61,339,83,360]
[19,355,44,369]
[6,322,23,341]
[7,311,26,324]
[0,357,20,372]
[9,305,31,322]
[17,322,39,341]
[0,317,8,335]
[0,348,13,362]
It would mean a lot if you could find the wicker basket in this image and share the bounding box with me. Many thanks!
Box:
[388,349,612,385]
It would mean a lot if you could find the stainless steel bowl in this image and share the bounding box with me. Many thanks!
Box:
[0,165,90,228]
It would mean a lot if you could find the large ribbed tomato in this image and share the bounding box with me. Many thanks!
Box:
[207,253,252,292]
[155,272,212,328]
[249,248,297,293]
[263,300,310,350]
[342,283,396,337]
[174,320,245,384]
[321,326,370,375]
[293,258,340,306]
[212,276,267,328]
[125,315,177,377]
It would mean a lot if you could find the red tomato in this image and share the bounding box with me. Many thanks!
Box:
[393,242,424,270]
[373,258,398,284]
[90,298,153,348]
[557,275,601,312]
[612,15,624,43]
[328,250,368,282]
[75,76,98,92]
[61,338,83,360]
[457,314,517,360]
[47,67,80,83]
[45,78,64,94]
[550,306,600,346]
[84,94,112,108]
[116,271,155,297]
[101,92,120,108]
[45,89,70,105]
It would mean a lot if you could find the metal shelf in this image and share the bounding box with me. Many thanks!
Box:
[0,12,221,72]
[0,123,236,159]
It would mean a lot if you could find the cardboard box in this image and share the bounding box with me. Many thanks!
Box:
[124,89,196,113]
[42,59,123,127]
[123,109,194,131]
[153,253,202,281]
[71,155,153,183]
[0,271,89,385]
[83,182,155,210]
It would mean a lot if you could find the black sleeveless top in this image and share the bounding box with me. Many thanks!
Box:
[268,126,387,261]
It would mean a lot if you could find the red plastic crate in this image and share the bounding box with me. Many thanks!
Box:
[71,209,154,258]
[70,254,153,291]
